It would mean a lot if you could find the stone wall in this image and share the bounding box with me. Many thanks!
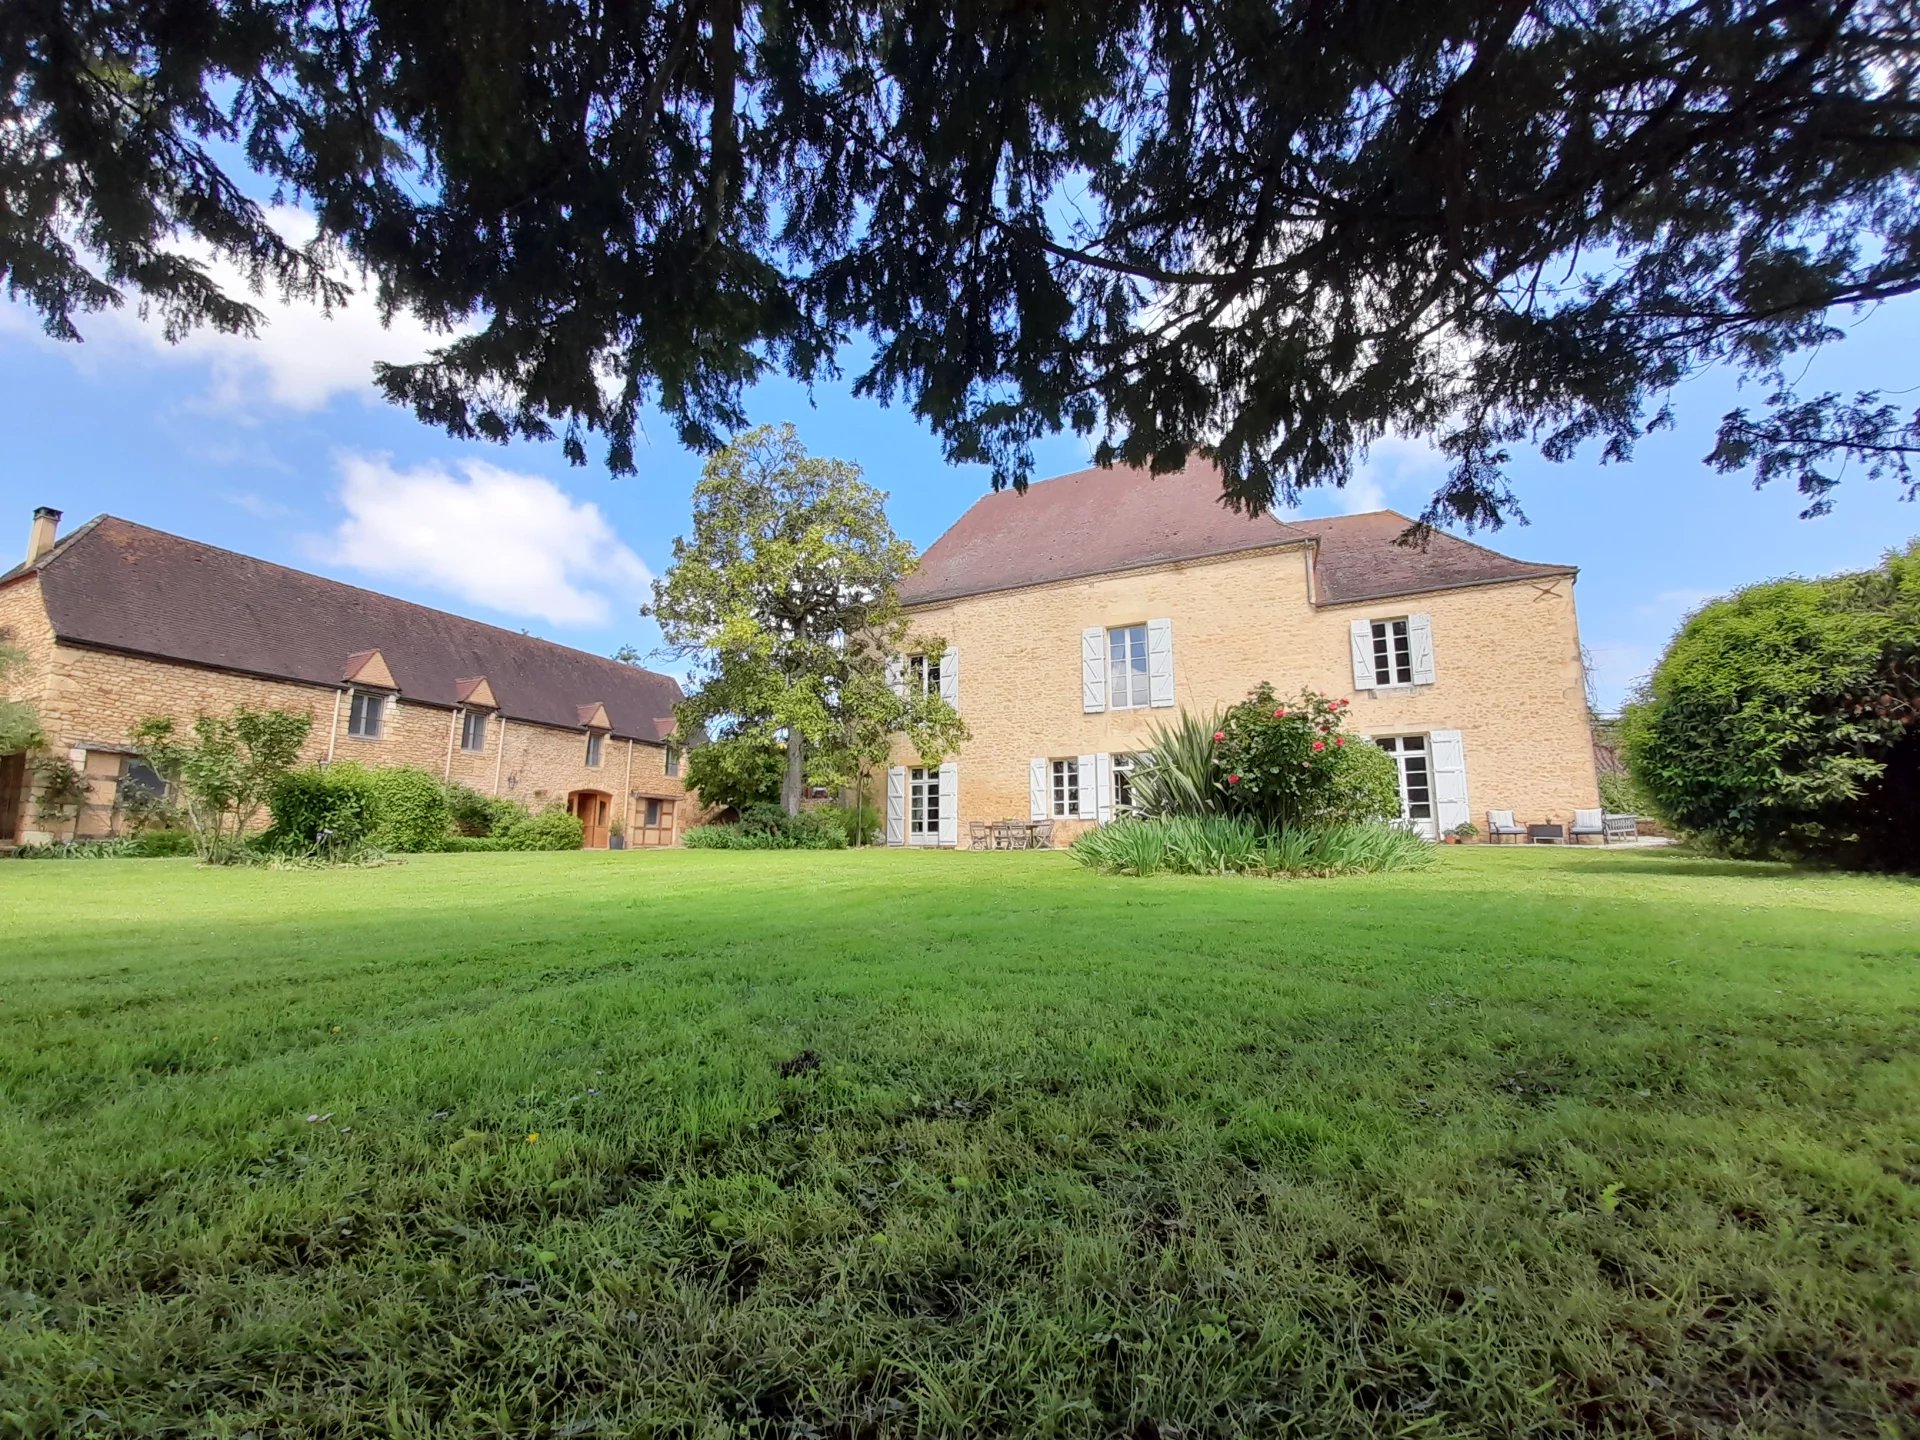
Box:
[0,578,693,846]
[887,544,1599,845]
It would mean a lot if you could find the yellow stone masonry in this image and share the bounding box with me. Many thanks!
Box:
[887,543,1599,845]
[0,572,691,845]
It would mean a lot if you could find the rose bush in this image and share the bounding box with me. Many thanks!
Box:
[1211,684,1399,828]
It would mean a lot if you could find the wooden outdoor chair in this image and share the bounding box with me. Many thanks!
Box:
[968,821,992,851]
[1029,820,1054,850]
[1486,809,1527,845]
[1602,813,1639,844]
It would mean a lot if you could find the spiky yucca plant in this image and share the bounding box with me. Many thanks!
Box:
[1127,708,1225,819]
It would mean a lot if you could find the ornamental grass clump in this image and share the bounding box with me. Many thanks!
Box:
[1072,817,1431,878]
[1073,683,1417,879]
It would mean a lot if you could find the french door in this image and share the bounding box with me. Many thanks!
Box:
[1374,735,1437,840]
[908,766,941,846]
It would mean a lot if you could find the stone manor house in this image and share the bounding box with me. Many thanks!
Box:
[0,508,692,849]
[881,463,1600,846]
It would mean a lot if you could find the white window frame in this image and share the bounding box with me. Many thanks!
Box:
[1050,757,1080,818]
[1111,752,1137,815]
[906,652,942,698]
[1106,624,1151,711]
[459,710,488,753]
[585,731,605,768]
[1374,735,1435,834]
[346,689,386,740]
[908,765,942,844]
[1370,618,1415,688]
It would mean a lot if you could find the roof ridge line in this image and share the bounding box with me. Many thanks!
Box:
[81,513,676,686]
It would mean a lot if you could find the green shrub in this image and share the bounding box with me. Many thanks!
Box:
[1127,688,1397,829]
[363,767,453,852]
[15,838,138,860]
[1596,769,1650,818]
[1214,685,1397,828]
[441,835,516,852]
[445,782,529,838]
[683,733,785,813]
[126,828,196,858]
[823,801,881,845]
[1071,817,1432,878]
[498,808,584,851]
[267,764,379,850]
[685,802,847,850]
[13,829,204,860]
[1624,542,1919,870]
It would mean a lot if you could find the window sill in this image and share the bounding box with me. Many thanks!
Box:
[345,733,383,742]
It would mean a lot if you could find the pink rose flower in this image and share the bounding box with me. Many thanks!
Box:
[1312,740,1325,752]
[1228,773,1241,784]
[1213,731,1226,742]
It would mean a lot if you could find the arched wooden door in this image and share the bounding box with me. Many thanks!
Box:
[567,788,612,849]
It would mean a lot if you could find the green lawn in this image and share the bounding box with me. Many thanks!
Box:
[1,848,1916,1438]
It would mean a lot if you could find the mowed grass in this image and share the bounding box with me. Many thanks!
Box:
[1,849,1916,1439]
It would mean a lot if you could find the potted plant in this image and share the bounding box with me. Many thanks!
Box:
[608,817,626,851]
[1447,821,1479,845]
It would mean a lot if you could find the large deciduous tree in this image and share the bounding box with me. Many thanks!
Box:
[648,424,964,814]
[10,2,1920,523]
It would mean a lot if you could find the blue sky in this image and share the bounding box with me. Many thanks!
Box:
[3,226,1915,712]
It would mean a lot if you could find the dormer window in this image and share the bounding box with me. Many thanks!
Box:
[460,710,488,753]
[585,731,604,768]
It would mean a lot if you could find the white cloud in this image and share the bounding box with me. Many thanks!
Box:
[0,206,458,415]
[313,454,652,627]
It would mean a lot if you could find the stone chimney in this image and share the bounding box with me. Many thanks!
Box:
[26,507,61,565]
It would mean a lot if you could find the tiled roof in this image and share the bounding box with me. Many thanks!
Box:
[1280,510,1575,606]
[897,462,1573,606]
[3,516,682,741]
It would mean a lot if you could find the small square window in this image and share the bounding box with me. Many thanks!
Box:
[585,731,604,768]
[460,710,488,753]
[347,690,385,739]
[644,797,662,827]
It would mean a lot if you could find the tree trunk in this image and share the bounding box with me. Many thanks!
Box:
[782,730,805,815]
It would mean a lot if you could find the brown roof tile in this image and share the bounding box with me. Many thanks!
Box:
[1283,510,1574,606]
[898,462,1572,606]
[10,516,682,742]
[898,461,1295,606]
